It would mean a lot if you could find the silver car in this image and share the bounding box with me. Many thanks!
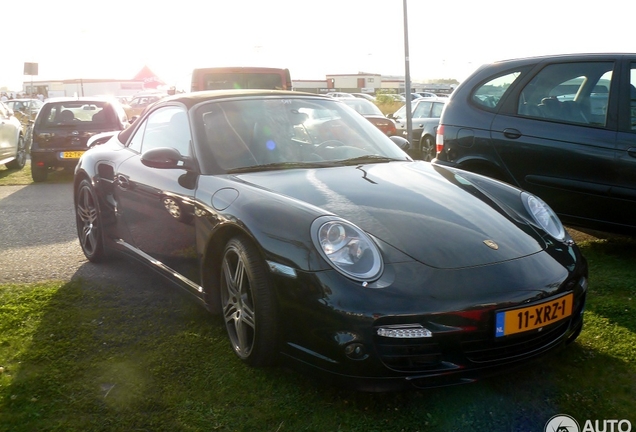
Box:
[0,102,27,170]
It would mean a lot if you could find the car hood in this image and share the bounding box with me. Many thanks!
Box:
[234,161,544,269]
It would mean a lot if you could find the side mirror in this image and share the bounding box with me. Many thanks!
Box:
[389,135,410,151]
[141,147,194,170]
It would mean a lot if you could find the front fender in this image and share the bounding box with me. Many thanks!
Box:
[195,179,329,273]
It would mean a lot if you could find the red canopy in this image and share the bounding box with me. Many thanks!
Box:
[133,66,165,89]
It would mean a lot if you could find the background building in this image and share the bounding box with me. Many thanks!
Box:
[23,78,144,98]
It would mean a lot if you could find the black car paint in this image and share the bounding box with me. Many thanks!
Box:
[75,90,588,391]
[433,53,636,235]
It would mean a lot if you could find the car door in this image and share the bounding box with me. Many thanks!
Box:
[114,105,201,286]
[410,99,433,141]
[395,100,430,140]
[613,58,636,230]
[0,102,17,160]
[489,59,620,228]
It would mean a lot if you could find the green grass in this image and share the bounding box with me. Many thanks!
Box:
[0,161,74,186]
[0,238,635,431]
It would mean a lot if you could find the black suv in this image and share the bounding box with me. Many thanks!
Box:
[433,53,636,236]
[30,97,129,182]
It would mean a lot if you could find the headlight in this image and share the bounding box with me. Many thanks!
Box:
[311,216,383,282]
[522,192,565,240]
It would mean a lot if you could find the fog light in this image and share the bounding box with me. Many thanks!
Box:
[344,343,368,360]
[377,324,432,339]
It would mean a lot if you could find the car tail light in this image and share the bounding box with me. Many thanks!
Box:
[435,125,444,155]
[386,121,397,136]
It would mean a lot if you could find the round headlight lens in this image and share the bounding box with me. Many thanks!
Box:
[522,192,565,240]
[312,217,383,282]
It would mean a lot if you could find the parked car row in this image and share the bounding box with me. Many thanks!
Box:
[0,90,169,181]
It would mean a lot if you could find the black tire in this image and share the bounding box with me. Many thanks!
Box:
[420,135,436,162]
[220,235,278,367]
[31,162,48,182]
[75,179,105,262]
[5,136,27,170]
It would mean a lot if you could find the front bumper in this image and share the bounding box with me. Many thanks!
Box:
[273,245,588,391]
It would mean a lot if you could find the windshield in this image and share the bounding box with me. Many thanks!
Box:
[194,96,410,173]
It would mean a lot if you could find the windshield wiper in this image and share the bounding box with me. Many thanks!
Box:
[226,161,340,173]
[333,155,406,165]
[226,156,407,173]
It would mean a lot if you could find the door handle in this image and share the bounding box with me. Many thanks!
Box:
[503,128,522,139]
[116,175,130,189]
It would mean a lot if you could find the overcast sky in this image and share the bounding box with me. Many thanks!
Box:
[3,0,634,91]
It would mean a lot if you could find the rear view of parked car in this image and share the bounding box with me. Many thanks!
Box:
[337,97,397,136]
[433,53,636,235]
[30,97,129,182]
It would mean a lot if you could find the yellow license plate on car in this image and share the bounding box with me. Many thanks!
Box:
[495,293,573,337]
[61,151,85,159]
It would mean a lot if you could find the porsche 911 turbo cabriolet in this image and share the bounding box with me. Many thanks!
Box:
[74,90,588,391]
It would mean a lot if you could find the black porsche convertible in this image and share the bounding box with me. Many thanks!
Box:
[74,90,588,391]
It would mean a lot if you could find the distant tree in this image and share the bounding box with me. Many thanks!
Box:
[425,78,460,85]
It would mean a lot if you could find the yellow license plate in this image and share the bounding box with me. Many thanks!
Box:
[61,151,85,159]
[495,293,573,337]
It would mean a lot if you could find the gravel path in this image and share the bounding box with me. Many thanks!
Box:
[0,184,84,283]
[0,183,174,290]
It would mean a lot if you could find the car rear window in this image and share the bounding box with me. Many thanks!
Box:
[37,101,115,127]
[471,71,522,110]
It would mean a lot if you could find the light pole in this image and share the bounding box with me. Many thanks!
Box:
[402,0,413,153]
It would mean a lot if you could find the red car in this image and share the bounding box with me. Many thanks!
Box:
[336,97,397,136]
